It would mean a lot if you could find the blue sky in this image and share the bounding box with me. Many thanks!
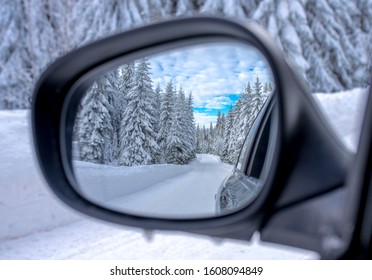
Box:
[193,93,240,125]
[149,42,273,126]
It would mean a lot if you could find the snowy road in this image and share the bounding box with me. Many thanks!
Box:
[108,154,233,218]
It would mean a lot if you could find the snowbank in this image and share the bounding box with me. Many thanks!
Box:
[0,110,80,241]
[74,160,192,202]
[0,221,316,259]
[313,87,369,152]
[72,154,233,218]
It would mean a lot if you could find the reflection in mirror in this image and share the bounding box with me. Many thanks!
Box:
[72,42,275,219]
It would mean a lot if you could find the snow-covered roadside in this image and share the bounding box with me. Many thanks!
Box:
[0,219,316,260]
[313,87,369,152]
[74,160,193,202]
[106,154,233,217]
[73,154,232,218]
[0,110,79,241]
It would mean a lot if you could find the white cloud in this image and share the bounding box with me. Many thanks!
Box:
[148,42,274,114]
[204,96,234,109]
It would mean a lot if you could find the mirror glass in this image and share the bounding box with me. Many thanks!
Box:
[72,42,275,219]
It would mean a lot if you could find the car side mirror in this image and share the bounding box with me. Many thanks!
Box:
[69,41,276,219]
[32,17,350,257]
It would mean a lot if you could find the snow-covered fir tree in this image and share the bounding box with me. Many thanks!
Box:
[220,105,234,163]
[230,83,254,162]
[211,111,224,156]
[98,70,123,163]
[77,82,114,164]
[251,76,264,119]
[164,86,184,163]
[153,83,162,128]
[151,82,162,163]
[119,58,159,166]
[201,125,211,154]
[263,82,270,95]
[185,92,196,160]
[229,96,245,162]
[195,124,201,153]
[164,86,196,164]
[158,79,175,160]
[114,62,135,160]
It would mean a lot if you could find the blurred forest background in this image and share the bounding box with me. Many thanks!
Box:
[0,0,371,109]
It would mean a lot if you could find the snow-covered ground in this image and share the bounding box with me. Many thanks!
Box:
[313,88,369,152]
[0,87,368,259]
[0,219,316,260]
[75,154,232,218]
[74,160,194,204]
[0,110,79,241]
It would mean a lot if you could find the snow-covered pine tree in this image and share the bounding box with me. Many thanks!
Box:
[208,121,214,154]
[195,124,201,153]
[97,75,118,162]
[253,0,370,92]
[243,81,255,129]
[221,105,235,163]
[0,0,27,108]
[177,85,188,136]
[196,125,207,154]
[263,82,270,95]
[268,81,274,94]
[117,63,135,99]
[211,110,224,156]
[0,0,59,109]
[165,94,187,164]
[158,80,175,161]
[153,83,162,127]
[231,83,256,163]
[251,76,264,119]
[151,82,162,163]
[228,95,246,164]
[78,82,114,164]
[305,0,368,91]
[119,58,159,166]
[185,92,196,160]
[218,113,226,154]
[96,70,123,163]
[201,125,210,154]
[165,85,196,164]
[114,62,135,161]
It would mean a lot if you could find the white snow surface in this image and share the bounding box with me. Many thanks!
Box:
[74,160,194,202]
[74,154,233,218]
[313,87,369,152]
[0,87,369,259]
[0,220,314,260]
[0,110,79,241]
